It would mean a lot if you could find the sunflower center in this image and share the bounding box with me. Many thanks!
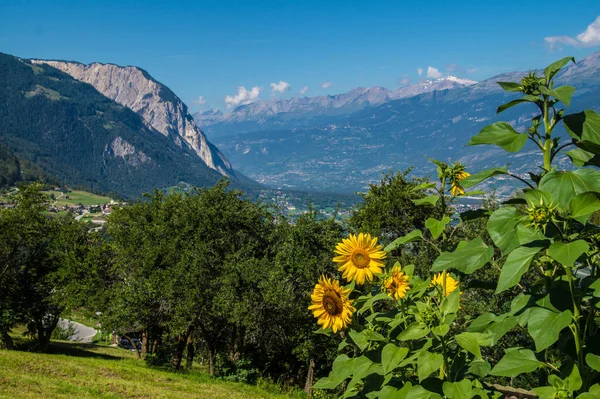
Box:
[322,289,343,316]
[351,249,370,268]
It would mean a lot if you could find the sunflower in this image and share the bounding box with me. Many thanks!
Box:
[308,275,355,333]
[450,169,470,197]
[430,272,460,296]
[333,233,386,285]
[384,266,411,301]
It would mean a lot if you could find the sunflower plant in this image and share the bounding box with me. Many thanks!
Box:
[309,56,600,398]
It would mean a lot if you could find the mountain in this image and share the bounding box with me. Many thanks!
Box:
[0,53,255,198]
[194,76,477,134]
[199,52,600,194]
[31,59,234,176]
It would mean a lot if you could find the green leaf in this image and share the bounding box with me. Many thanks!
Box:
[539,169,600,208]
[431,237,493,274]
[548,240,590,267]
[411,182,436,191]
[407,385,443,399]
[412,195,440,206]
[358,293,391,315]
[313,354,355,389]
[553,85,575,107]
[373,385,412,399]
[384,230,423,252]
[527,308,572,351]
[497,81,523,92]
[417,350,443,382]
[490,348,542,377]
[568,365,583,391]
[381,344,409,374]
[425,216,450,240]
[442,380,473,399]
[487,207,521,254]
[544,56,575,83]
[586,353,600,372]
[566,148,600,168]
[397,323,430,341]
[564,110,600,149]
[468,359,491,378]
[570,192,600,224]
[455,332,483,358]
[440,290,460,315]
[496,246,542,293]
[348,330,369,351]
[468,122,528,152]
[461,166,508,189]
[497,95,539,114]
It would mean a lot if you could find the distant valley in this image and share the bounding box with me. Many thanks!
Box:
[197,52,600,194]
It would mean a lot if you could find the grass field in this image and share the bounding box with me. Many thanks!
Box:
[0,342,304,399]
[45,190,112,206]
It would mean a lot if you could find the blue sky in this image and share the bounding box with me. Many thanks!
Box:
[1,0,600,111]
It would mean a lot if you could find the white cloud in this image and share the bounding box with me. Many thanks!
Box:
[445,63,458,72]
[545,16,600,48]
[398,75,411,85]
[270,81,291,94]
[225,86,261,108]
[193,95,207,105]
[466,68,479,74]
[427,66,442,79]
[321,81,332,89]
[417,67,423,76]
[300,86,309,95]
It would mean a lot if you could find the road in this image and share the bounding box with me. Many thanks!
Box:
[57,319,97,343]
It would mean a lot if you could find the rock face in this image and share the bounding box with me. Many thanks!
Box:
[31,60,233,176]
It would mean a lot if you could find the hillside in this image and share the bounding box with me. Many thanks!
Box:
[0,342,300,399]
[0,53,257,198]
[200,51,600,193]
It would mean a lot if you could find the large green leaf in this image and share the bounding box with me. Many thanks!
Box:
[431,237,493,274]
[487,207,521,254]
[440,290,460,316]
[348,330,369,351]
[527,307,572,352]
[313,354,355,389]
[563,110,600,148]
[496,246,542,293]
[468,122,528,152]
[566,148,600,168]
[490,348,542,377]
[548,240,590,267]
[455,332,485,358]
[586,353,600,372]
[553,85,575,107]
[384,230,423,252]
[397,323,430,341]
[497,81,523,92]
[381,344,409,374]
[417,350,443,382]
[461,166,508,189]
[412,195,440,206]
[544,56,575,83]
[442,380,473,399]
[570,192,600,224]
[425,216,450,240]
[497,96,539,114]
[539,169,600,208]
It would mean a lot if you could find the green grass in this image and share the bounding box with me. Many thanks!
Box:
[0,341,303,399]
[45,190,112,206]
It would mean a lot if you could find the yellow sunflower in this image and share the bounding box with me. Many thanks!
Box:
[430,272,460,296]
[308,275,355,333]
[450,169,470,197]
[333,233,386,284]
[384,266,411,300]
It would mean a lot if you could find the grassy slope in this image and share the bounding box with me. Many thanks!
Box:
[0,342,298,399]
[45,190,112,206]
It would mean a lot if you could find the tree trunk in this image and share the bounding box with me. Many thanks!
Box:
[1,331,14,350]
[151,333,160,354]
[141,328,148,358]
[185,336,195,370]
[304,358,316,395]
[208,343,217,376]
[123,335,141,359]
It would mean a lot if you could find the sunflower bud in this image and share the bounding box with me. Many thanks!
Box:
[521,72,545,96]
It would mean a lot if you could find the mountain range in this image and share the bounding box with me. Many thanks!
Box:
[195,51,600,194]
[0,53,255,198]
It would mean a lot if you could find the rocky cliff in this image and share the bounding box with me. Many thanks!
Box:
[31,60,233,176]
